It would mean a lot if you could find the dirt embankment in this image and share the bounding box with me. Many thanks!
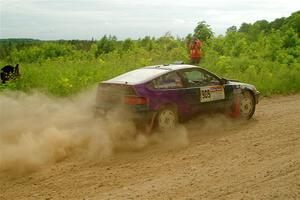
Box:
[0,93,299,199]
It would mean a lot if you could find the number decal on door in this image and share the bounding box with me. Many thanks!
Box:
[200,86,225,102]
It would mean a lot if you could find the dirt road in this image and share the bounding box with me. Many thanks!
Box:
[1,94,300,200]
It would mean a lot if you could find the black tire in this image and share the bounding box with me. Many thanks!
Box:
[240,90,255,119]
[156,106,178,130]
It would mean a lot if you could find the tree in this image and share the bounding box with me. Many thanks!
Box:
[95,35,117,56]
[122,38,134,51]
[193,21,213,41]
[283,11,300,36]
[239,23,251,33]
[226,26,237,35]
[253,20,270,33]
[270,17,286,30]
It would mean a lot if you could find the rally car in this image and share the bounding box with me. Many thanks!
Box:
[95,64,260,130]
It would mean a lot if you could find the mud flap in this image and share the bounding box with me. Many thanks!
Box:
[230,90,241,118]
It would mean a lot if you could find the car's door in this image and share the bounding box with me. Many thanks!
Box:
[177,68,226,114]
[146,71,189,115]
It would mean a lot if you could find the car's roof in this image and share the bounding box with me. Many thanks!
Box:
[143,64,198,71]
[102,64,199,85]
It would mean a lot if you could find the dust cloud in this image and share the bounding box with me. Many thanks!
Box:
[0,90,188,174]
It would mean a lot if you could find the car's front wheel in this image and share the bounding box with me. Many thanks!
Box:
[157,106,178,130]
[240,91,255,119]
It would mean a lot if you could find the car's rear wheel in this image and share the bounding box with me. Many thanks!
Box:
[240,91,255,119]
[157,106,178,130]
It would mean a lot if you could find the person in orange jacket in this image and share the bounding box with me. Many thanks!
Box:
[189,37,202,64]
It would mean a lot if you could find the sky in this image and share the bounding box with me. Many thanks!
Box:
[1,0,300,40]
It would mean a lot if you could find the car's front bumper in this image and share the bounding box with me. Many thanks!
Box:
[253,90,260,104]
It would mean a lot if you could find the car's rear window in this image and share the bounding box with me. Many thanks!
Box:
[106,68,169,85]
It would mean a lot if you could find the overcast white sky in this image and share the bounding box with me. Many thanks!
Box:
[0,0,299,40]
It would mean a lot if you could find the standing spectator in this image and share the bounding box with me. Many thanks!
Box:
[189,37,202,64]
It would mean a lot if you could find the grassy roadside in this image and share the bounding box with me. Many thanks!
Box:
[1,56,300,97]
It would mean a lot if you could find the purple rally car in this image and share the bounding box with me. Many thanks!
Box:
[95,64,260,130]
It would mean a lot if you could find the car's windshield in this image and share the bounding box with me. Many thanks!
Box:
[181,69,221,86]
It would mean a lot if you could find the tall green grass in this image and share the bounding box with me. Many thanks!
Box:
[2,54,299,97]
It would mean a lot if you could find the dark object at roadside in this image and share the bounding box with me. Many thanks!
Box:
[1,64,20,84]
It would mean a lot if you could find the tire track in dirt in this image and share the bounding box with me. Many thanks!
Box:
[1,94,300,200]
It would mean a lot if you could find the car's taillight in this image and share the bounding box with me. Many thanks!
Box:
[123,96,148,105]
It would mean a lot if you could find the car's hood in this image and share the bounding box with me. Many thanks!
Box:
[227,80,258,91]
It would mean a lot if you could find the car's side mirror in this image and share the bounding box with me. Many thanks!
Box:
[220,78,227,85]
[206,76,213,82]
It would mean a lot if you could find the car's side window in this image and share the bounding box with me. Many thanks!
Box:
[152,72,183,89]
[181,69,220,87]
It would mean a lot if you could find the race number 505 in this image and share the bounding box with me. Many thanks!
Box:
[201,89,211,99]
